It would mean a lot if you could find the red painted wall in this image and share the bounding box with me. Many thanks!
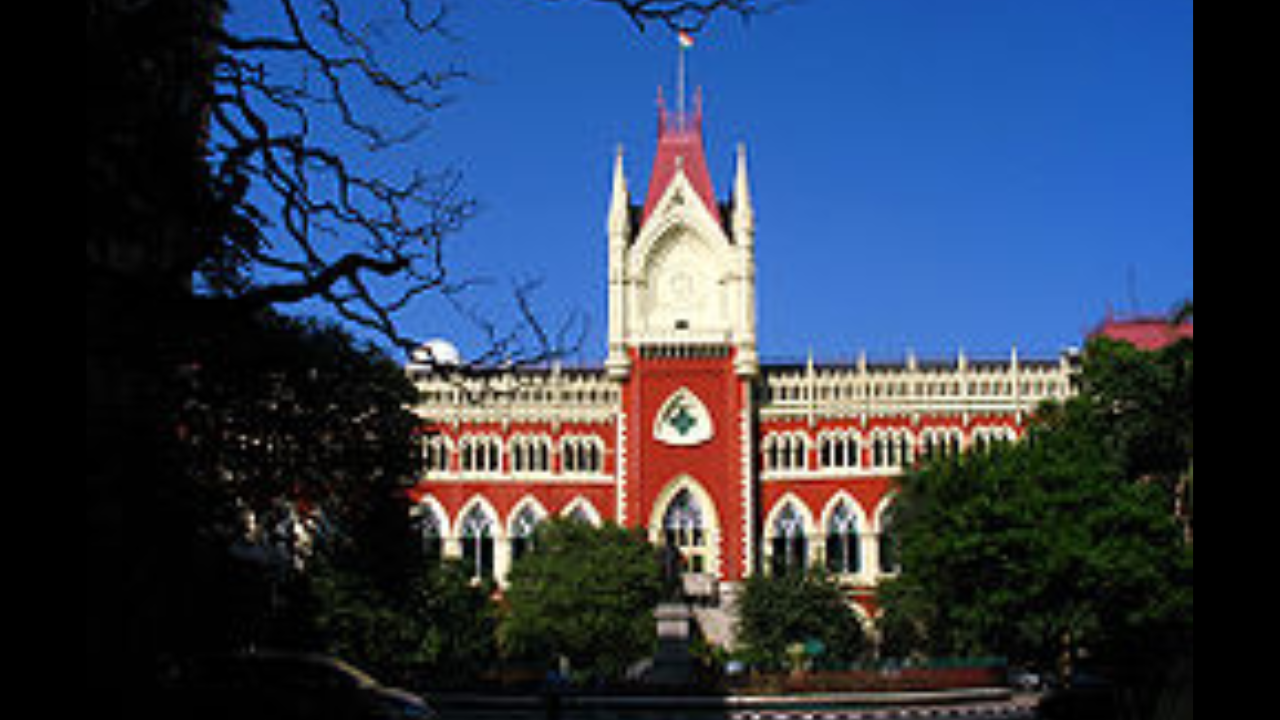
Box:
[414,482,617,531]
[411,419,618,529]
[622,347,751,581]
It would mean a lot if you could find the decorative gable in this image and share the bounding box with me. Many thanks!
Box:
[642,101,722,229]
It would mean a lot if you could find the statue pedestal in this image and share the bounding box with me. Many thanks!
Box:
[649,602,695,687]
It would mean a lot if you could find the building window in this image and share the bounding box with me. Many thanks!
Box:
[826,501,862,576]
[461,436,503,474]
[461,505,496,581]
[921,430,962,461]
[510,506,543,563]
[971,427,1016,455]
[564,499,602,527]
[871,431,915,470]
[511,436,552,475]
[820,432,861,470]
[765,433,811,473]
[664,490,709,574]
[414,505,445,562]
[879,505,901,576]
[770,503,809,577]
[562,436,605,475]
[423,435,452,474]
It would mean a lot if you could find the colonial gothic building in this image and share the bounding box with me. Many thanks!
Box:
[408,96,1074,625]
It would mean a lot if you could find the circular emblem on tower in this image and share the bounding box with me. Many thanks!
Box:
[655,388,715,447]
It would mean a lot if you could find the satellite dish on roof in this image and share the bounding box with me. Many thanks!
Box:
[410,339,463,371]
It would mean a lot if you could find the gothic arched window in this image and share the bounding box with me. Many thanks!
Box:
[461,505,496,581]
[879,504,902,576]
[771,503,809,577]
[664,489,713,574]
[414,505,445,562]
[664,490,706,550]
[510,506,543,563]
[826,501,862,576]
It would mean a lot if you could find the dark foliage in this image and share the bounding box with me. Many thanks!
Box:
[737,570,868,672]
[501,520,665,682]
[880,333,1195,686]
[177,311,420,546]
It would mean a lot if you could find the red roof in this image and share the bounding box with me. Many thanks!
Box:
[1093,317,1194,351]
[642,96,722,228]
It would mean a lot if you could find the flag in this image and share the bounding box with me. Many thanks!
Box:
[679,30,696,50]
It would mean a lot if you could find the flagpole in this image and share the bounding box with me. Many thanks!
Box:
[677,37,688,121]
[676,30,697,124]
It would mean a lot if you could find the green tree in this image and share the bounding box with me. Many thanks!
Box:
[177,311,501,686]
[880,337,1195,677]
[737,570,867,672]
[1066,333,1195,542]
[90,1,790,704]
[178,311,420,556]
[309,559,498,689]
[501,520,664,682]
[175,311,433,654]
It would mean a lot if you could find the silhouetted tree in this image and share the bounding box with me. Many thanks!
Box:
[88,0,791,708]
[203,0,788,356]
[178,312,420,558]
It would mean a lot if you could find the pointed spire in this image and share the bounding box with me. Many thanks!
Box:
[735,144,753,207]
[734,143,755,244]
[642,87,721,227]
[609,145,630,238]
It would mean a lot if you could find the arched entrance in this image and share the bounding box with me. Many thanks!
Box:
[649,478,722,582]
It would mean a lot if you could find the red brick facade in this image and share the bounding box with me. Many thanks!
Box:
[408,100,1073,619]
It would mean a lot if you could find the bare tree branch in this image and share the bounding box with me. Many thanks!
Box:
[205,0,473,355]
[539,0,792,32]
[202,0,786,363]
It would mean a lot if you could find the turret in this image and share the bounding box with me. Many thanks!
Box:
[608,88,759,373]
[733,143,756,247]
[732,143,760,377]
[607,146,633,379]
[608,146,631,242]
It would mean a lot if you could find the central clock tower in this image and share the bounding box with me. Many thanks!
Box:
[608,95,760,586]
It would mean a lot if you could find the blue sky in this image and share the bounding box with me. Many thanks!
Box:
[232,0,1195,364]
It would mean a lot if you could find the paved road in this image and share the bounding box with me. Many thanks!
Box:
[441,702,1039,720]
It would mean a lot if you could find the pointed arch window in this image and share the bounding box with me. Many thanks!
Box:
[664,490,706,549]
[461,506,496,581]
[510,506,543,563]
[826,501,862,576]
[565,500,602,527]
[879,504,902,576]
[663,489,711,574]
[770,503,809,576]
[414,505,445,562]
